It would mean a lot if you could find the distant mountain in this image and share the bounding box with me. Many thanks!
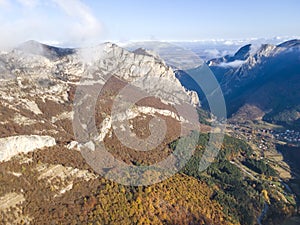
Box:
[177,39,300,128]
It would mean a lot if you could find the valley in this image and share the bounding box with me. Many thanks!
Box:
[0,39,299,224]
[1,1,299,224]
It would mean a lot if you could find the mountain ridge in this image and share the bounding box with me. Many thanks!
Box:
[0,39,298,225]
[204,39,300,124]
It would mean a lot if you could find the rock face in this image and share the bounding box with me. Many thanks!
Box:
[0,41,198,115]
[0,40,199,157]
[0,135,56,162]
[77,42,199,106]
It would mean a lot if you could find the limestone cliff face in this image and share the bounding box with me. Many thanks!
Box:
[0,135,56,162]
[77,42,199,106]
[0,41,199,161]
[0,41,198,107]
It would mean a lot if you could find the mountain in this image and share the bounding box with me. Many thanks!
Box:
[0,41,297,225]
[17,40,76,59]
[0,40,204,164]
[178,39,300,128]
[0,41,228,224]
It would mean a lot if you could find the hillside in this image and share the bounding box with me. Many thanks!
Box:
[176,40,300,129]
[0,41,297,225]
[211,40,300,127]
[0,41,228,224]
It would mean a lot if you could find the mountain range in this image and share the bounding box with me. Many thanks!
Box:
[176,39,300,129]
[0,39,299,224]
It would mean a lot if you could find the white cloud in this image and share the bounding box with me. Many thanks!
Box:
[51,0,102,46]
[204,49,221,58]
[219,60,246,68]
[0,0,10,7]
[16,0,38,8]
[0,0,103,50]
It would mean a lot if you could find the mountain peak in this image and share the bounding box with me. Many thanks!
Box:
[234,44,252,60]
[16,40,75,59]
[133,48,161,60]
[19,40,43,47]
[277,39,300,48]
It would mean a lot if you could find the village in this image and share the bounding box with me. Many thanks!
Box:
[227,122,300,152]
[272,129,300,144]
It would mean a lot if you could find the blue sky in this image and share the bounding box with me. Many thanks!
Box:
[90,0,300,40]
[0,0,299,48]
